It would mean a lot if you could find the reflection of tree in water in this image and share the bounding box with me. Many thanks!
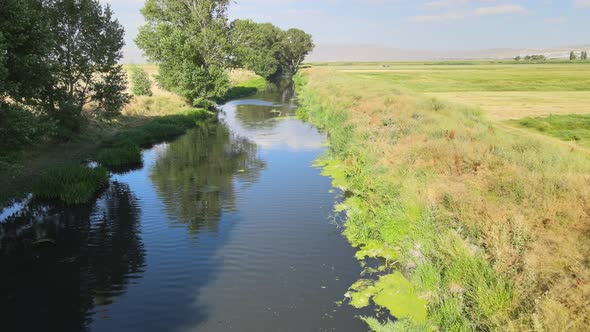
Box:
[234,84,297,130]
[150,122,264,234]
[0,182,145,332]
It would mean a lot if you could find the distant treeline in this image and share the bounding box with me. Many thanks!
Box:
[515,50,588,61]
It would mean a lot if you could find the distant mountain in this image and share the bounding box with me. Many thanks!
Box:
[306,43,590,62]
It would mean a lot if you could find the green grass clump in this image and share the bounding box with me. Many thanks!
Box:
[33,164,109,204]
[96,141,142,168]
[514,114,590,147]
[105,109,213,148]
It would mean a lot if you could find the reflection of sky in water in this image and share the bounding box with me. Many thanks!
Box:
[219,99,325,151]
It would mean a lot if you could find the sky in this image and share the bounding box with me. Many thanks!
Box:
[103,0,590,62]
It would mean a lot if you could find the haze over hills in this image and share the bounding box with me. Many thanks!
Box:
[306,43,590,62]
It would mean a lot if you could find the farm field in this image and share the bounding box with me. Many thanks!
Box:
[322,62,590,121]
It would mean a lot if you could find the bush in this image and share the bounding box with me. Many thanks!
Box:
[130,66,153,96]
[96,141,142,168]
[0,103,50,152]
[33,164,109,204]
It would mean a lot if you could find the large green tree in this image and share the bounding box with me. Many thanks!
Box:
[136,0,232,108]
[0,0,53,103]
[230,21,314,84]
[278,28,314,77]
[46,0,130,126]
[229,19,283,82]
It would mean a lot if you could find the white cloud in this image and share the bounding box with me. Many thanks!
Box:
[475,4,528,16]
[574,0,590,8]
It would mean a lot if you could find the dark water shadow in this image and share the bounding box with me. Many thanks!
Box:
[0,181,145,332]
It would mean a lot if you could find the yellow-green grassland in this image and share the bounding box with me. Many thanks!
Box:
[297,61,590,331]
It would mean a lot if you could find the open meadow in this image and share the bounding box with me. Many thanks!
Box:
[298,61,590,331]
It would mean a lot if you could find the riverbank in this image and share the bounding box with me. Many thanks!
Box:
[297,67,590,331]
[0,68,265,208]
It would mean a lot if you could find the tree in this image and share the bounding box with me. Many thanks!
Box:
[514,56,521,61]
[130,66,153,96]
[229,19,283,82]
[582,51,588,61]
[278,29,314,78]
[0,0,53,104]
[136,0,232,108]
[570,51,577,61]
[46,0,130,126]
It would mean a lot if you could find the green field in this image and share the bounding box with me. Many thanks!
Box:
[313,61,590,125]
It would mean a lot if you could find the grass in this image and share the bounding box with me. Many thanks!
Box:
[32,164,109,204]
[313,61,590,122]
[95,141,142,169]
[513,114,590,147]
[297,65,590,331]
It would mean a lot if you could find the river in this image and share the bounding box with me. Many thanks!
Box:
[0,89,369,331]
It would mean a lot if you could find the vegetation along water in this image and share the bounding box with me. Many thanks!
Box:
[2,0,590,331]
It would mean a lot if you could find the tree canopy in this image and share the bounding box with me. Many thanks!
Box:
[0,0,130,149]
[229,20,314,83]
[136,0,233,108]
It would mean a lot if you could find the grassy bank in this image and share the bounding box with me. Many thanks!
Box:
[297,67,590,331]
[0,67,264,207]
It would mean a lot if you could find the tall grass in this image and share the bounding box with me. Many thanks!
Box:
[297,68,590,331]
[33,164,109,204]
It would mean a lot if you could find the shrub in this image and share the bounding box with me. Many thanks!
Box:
[0,103,49,152]
[33,164,109,204]
[130,66,153,96]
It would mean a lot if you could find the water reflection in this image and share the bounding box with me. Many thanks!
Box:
[0,182,144,332]
[220,92,325,152]
[150,122,264,234]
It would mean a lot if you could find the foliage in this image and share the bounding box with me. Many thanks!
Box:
[0,0,52,102]
[279,28,315,76]
[0,0,130,146]
[515,114,590,147]
[230,19,283,81]
[136,0,232,108]
[130,66,153,96]
[0,103,52,153]
[229,20,314,83]
[32,164,109,204]
[570,51,577,60]
[582,51,588,61]
[513,55,521,61]
[46,0,130,122]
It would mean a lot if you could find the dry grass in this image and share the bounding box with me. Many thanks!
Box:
[299,67,590,331]
[428,91,590,120]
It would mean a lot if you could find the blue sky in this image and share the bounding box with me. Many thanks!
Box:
[104,0,590,60]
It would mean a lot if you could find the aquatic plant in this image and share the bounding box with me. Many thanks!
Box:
[33,164,109,204]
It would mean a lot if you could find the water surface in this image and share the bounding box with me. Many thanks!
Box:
[0,90,366,331]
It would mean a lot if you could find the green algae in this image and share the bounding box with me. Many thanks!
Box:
[348,272,428,324]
